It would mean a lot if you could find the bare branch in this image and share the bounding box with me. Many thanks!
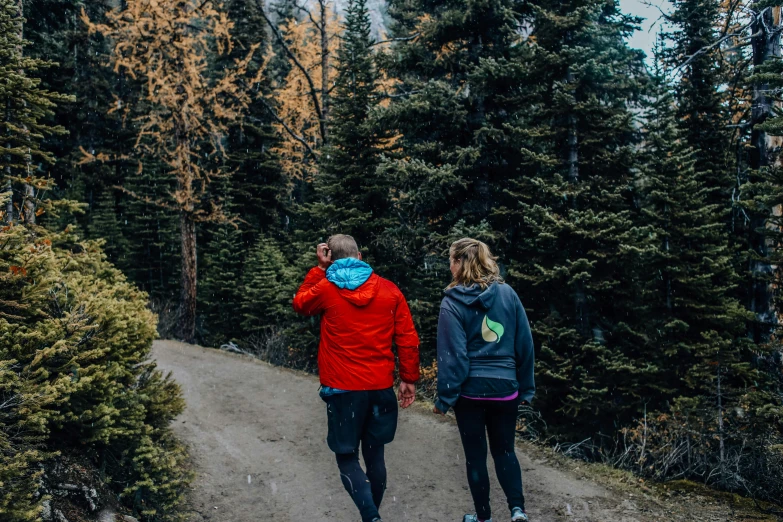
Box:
[113,185,179,212]
[254,0,326,141]
[294,0,323,33]
[371,89,422,100]
[371,32,421,46]
[675,8,776,73]
[258,98,318,160]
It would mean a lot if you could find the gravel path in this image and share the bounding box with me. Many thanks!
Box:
[152,340,725,522]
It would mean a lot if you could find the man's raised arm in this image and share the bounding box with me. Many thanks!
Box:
[292,243,332,316]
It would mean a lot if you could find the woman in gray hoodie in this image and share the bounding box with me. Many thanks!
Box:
[434,238,535,522]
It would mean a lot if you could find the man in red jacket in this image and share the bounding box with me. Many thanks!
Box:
[293,234,420,522]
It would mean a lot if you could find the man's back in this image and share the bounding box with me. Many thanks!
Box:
[292,260,419,390]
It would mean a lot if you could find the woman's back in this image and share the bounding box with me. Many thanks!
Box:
[436,281,535,409]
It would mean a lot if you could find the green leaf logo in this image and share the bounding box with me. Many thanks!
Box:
[481,315,504,343]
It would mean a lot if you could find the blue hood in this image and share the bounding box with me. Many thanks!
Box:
[326,258,373,290]
[444,283,498,310]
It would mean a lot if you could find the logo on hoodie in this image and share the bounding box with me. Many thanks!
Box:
[481,315,505,343]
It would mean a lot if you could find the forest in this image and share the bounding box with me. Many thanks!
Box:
[2,0,783,519]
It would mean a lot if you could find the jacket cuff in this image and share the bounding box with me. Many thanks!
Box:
[434,398,451,414]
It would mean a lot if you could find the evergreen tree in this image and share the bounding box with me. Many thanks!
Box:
[198,192,244,347]
[312,0,394,265]
[240,236,296,335]
[493,0,649,436]
[87,187,129,265]
[222,0,288,238]
[120,165,180,302]
[22,0,135,230]
[663,0,732,208]
[1,0,72,225]
[633,78,754,416]
[381,0,527,353]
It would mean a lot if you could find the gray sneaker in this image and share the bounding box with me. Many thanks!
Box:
[463,515,492,522]
[511,507,528,521]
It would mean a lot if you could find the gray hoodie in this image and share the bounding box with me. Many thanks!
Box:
[434,282,535,414]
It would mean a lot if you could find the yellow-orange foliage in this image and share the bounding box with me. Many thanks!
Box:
[82,0,263,222]
[273,8,341,181]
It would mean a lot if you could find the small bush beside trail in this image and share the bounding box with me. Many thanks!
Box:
[0,224,190,522]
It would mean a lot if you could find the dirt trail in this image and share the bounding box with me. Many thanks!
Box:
[152,340,730,522]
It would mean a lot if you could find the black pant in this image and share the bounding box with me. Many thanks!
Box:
[336,441,386,522]
[454,397,526,520]
[324,389,398,522]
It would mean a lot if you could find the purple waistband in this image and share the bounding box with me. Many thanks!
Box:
[461,390,519,401]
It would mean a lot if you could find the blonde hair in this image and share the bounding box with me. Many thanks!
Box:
[448,238,503,289]
[327,234,360,261]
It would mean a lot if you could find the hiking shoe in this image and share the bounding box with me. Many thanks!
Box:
[463,515,492,522]
[370,518,382,522]
[511,507,528,521]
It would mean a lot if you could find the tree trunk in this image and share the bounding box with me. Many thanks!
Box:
[4,99,11,224]
[319,0,330,146]
[15,0,35,225]
[716,366,726,488]
[748,5,782,342]
[3,179,12,224]
[22,182,34,224]
[178,212,197,343]
[566,69,579,184]
[565,66,588,336]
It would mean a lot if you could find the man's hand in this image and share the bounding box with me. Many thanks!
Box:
[316,243,332,271]
[433,405,445,415]
[398,382,416,409]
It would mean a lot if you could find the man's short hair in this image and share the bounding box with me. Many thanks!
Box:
[327,234,360,261]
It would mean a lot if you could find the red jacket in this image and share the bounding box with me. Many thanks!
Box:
[292,266,420,390]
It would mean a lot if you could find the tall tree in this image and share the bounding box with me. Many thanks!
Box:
[664,0,733,207]
[380,0,528,351]
[744,4,783,342]
[312,0,397,262]
[22,0,139,237]
[257,0,340,180]
[220,0,288,236]
[83,0,263,342]
[1,0,71,225]
[494,0,649,435]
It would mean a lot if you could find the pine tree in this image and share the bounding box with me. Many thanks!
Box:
[633,77,753,414]
[663,0,732,208]
[240,236,296,335]
[87,187,130,265]
[0,0,72,225]
[22,0,139,235]
[198,192,244,347]
[492,0,649,435]
[221,0,288,237]
[380,0,528,353]
[120,164,180,303]
[312,0,394,264]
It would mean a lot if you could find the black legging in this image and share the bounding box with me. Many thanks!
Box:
[336,440,386,522]
[454,397,525,520]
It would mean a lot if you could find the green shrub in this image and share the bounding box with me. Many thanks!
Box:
[0,224,190,521]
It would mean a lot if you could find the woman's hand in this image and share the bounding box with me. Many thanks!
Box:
[433,405,445,415]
